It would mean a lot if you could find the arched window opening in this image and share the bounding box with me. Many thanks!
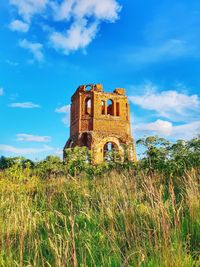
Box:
[101,100,105,115]
[107,99,114,115]
[116,102,120,116]
[85,98,92,115]
[103,142,119,162]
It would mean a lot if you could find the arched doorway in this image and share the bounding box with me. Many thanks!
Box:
[93,137,125,164]
[103,141,119,161]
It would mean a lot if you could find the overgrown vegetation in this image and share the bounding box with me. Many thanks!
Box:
[0,136,199,266]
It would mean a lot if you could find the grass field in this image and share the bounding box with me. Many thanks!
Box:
[0,167,199,266]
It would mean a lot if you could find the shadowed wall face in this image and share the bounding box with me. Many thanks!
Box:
[64,84,136,164]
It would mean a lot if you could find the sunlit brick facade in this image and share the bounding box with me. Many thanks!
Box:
[64,84,136,164]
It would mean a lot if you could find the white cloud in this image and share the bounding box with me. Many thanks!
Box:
[49,0,121,54]
[129,84,200,120]
[75,0,121,21]
[9,102,40,108]
[55,105,70,113]
[134,119,200,140]
[172,121,200,140]
[10,0,121,22]
[19,39,44,62]
[0,144,53,155]
[9,19,29,32]
[16,134,51,142]
[50,19,98,54]
[0,88,4,96]
[9,0,121,55]
[52,0,121,21]
[55,104,70,126]
[135,120,173,136]
[10,0,48,22]
[50,0,75,21]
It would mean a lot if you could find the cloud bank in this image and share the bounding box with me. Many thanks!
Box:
[134,119,200,140]
[129,83,199,120]
[130,82,200,140]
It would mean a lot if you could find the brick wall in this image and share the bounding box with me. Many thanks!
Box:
[64,84,136,163]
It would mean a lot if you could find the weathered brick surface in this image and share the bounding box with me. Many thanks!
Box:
[64,84,136,164]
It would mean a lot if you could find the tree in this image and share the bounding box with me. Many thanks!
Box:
[64,146,92,177]
[136,136,171,174]
[35,155,65,179]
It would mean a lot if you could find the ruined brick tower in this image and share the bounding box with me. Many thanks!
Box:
[64,84,136,164]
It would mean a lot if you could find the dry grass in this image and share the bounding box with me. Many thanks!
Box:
[0,169,199,266]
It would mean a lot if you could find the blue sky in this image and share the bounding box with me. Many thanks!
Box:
[0,0,199,159]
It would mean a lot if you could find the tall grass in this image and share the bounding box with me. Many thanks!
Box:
[0,168,199,266]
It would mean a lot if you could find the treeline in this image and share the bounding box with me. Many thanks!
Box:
[0,135,199,180]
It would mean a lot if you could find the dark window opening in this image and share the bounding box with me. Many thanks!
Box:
[101,100,105,115]
[81,133,88,147]
[116,102,120,116]
[107,99,114,116]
